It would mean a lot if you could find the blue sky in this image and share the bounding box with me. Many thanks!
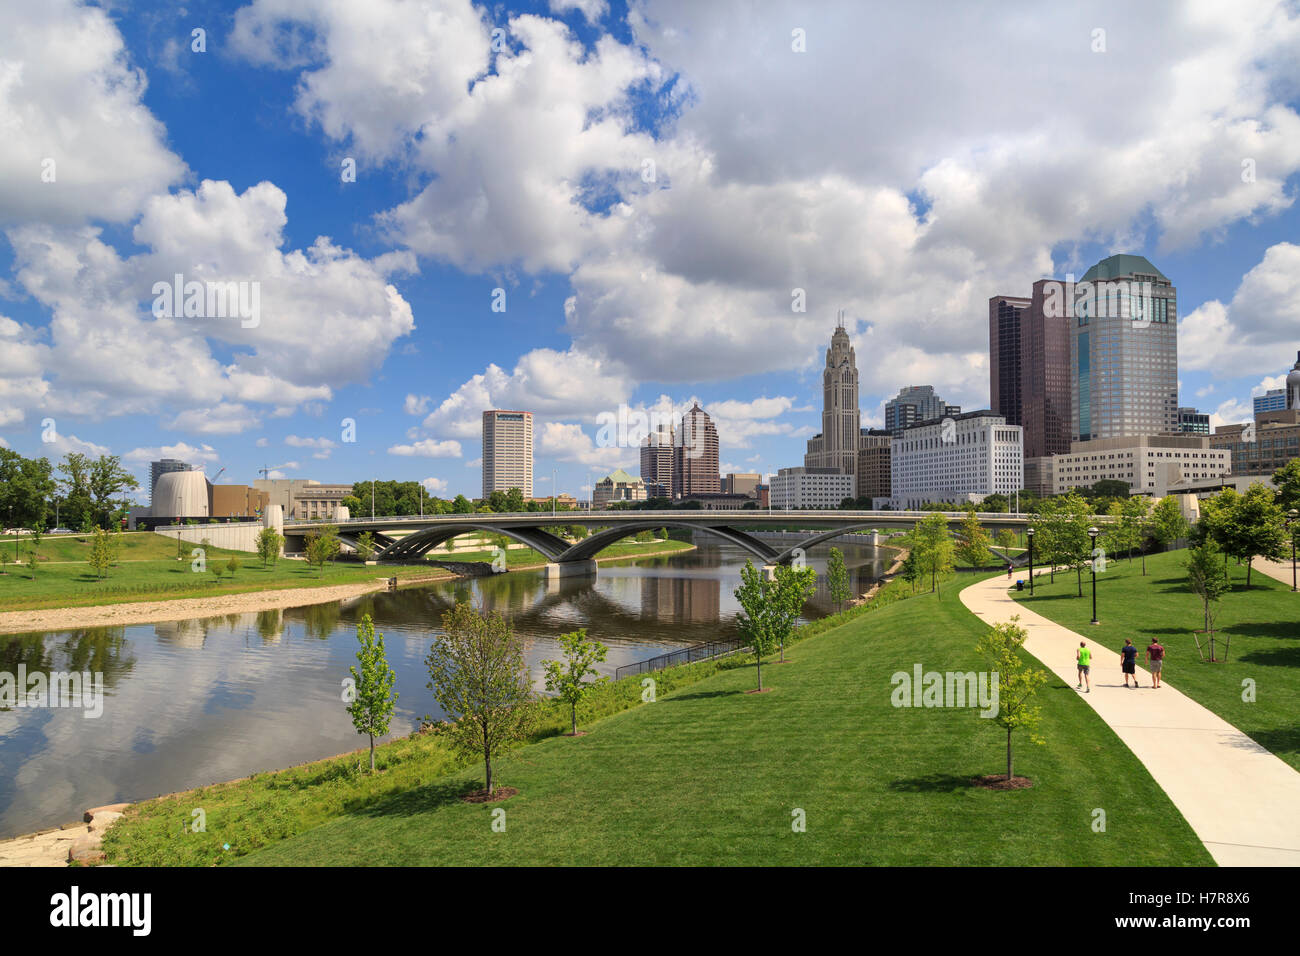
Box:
[2,0,1299,502]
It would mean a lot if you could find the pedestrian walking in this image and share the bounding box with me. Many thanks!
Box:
[1145,639,1165,689]
[1076,641,1092,693]
[1120,638,1138,688]
[1007,563,1013,579]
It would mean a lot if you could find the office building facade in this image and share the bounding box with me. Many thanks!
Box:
[640,424,676,498]
[253,478,353,520]
[675,403,720,497]
[887,411,1023,509]
[1070,254,1179,442]
[1050,435,1228,496]
[856,429,892,501]
[884,386,959,436]
[1178,408,1210,436]
[1255,389,1288,416]
[593,469,646,509]
[770,467,855,510]
[482,409,534,499]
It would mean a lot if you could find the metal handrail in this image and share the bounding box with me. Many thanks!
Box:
[614,638,747,680]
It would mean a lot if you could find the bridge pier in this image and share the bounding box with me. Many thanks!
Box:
[544,559,598,581]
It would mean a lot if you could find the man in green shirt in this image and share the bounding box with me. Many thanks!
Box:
[1076,641,1092,693]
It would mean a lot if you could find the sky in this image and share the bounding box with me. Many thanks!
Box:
[1,0,1299,503]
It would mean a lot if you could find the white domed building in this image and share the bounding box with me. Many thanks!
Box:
[151,470,211,520]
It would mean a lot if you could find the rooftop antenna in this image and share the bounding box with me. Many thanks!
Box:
[258,464,270,480]
[837,308,845,331]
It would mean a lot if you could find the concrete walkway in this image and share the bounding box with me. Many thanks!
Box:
[1254,556,1298,591]
[960,572,1300,866]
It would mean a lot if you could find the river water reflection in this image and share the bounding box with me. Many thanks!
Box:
[0,535,886,837]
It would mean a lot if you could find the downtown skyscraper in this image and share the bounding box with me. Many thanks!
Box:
[804,319,862,476]
[988,281,1072,459]
[1069,254,1178,442]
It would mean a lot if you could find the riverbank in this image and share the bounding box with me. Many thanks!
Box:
[0,540,696,635]
[93,566,1210,866]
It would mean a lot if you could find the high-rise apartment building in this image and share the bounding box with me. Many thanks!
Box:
[639,424,676,498]
[856,429,892,501]
[149,458,195,504]
[674,403,720,496]
[1070,254,1178,442]
[884,386,959,436]
[481,410,534,499]
[803,319,861,476]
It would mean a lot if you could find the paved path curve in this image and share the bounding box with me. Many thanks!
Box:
[960,572,1300,866]
[1255,556,1298,591]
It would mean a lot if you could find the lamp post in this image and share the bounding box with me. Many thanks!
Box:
[1027,526,1035,595]
[1088,526,1100,625]
[1289,509,1298,592]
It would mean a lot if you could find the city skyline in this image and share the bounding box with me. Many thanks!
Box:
[2,1,1300,503]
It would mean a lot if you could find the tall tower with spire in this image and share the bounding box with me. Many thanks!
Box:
[804,315,862,477]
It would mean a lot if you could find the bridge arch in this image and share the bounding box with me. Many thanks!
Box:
[377,523,570,562]
[770,523,888,565]
[557,521,780,565]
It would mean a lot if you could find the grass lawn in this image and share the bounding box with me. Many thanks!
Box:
[0,533,692,613]
[101,573,1212,866]
[1013,548,1300,773]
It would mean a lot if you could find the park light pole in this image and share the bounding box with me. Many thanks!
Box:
[552,468,557,517]
[1027,526,1035,595]
[1088,526,1100,625]
[1289,508,1298,592]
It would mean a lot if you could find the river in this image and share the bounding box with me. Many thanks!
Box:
[0,534,888,837]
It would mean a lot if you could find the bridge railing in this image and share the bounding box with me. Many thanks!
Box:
[614,638,747,681]
[286,509,1060,526]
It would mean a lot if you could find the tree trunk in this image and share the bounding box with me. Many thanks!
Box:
[1246,559,1253,588]
[756,655,763,691]
[1006,727,1013,781]
[571,702,577,736]
[485,752,493,795]
[1076,567,1082,597]
[369,734,375,772]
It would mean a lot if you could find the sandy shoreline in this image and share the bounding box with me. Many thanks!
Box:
[0,545,697,635]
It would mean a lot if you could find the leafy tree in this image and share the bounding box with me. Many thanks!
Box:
[826,546,851,612]
[305,525,342,574]
[900,549,923,593]
[1123,495,1156,574]
[954,508,992,568]
[1221,483,1287,587]
[355,530,376,562]
[27,523,43,559]
[980,493,1010,513]
[994,529,1017,554]
[226,554,241,577]
[25,547,37,579]
[504,487,525,513]
[1037,493,1092,594]
[426,602,536,796]
[210,563,224,585]
[773,564,817,662]
[733,560,815,688]
[541,629,608,736]
[1151,495,1190,555]
[1185,539,1231,660]
[0,550,8,574]
[976,617,1049,781]
[1274,457,1300,513]
[255,526,283,568]
[911,513,955,596]
[347,614,398,772]
[88,528,112,579]
[0,449,56,530]
[452,494,473,514]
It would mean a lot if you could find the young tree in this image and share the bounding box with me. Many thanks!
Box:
[1151,495,1191,556]
[733,560,782,691]
[954,508,992,568]
[26,547,38,580]
[826,546,851,613]
[347,614,398,772]
[1124,496,1156,574]
[911,513,955,596]
[426,602,536,797]
[0,549,8,575]
[26,523,43,560]
[994,528,1017,554]
[88,528,112,579]
[355,530,376,562]
[255,526,283,568]
[541,629,608,736]
[1185,539,1231,661]
[773,563,818,662]
[305,526,341,575]
[1038,494,1091,594]
[900,549,922,594]
[976,617,1049,781]
[226,554,240,578]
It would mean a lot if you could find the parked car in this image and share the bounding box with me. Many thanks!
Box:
[48,528,75,535]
